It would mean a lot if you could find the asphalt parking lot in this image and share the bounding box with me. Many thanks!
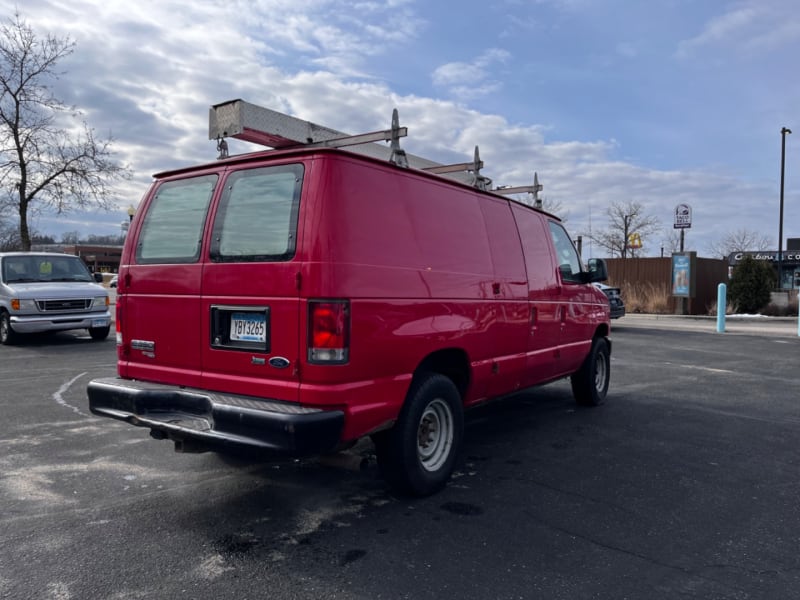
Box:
[1,318,799,599]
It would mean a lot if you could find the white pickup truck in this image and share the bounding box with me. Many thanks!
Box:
[0,252,111,344]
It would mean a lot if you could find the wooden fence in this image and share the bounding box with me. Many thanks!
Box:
[605,257,729,315]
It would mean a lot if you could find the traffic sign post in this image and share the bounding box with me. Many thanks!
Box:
[674,203,692,253]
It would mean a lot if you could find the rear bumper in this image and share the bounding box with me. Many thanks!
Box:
[87,377,344,456]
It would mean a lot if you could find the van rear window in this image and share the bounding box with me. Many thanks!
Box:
[210,164,303,263]
[135,175,217,264]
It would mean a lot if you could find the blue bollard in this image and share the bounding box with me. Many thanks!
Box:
[716,283,726,333]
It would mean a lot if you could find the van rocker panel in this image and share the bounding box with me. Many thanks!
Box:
[87,377,344,456]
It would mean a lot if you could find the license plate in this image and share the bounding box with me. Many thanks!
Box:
[230,312,266,343]
[92,318,109,327]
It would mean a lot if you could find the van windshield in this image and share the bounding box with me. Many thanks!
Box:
[2,255,93,283]
[210,164,303,262]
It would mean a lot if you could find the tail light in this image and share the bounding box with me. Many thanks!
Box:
[308,300,349,364]
[115,301,123,346]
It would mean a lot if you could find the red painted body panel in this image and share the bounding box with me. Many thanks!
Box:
[114,148,609,445]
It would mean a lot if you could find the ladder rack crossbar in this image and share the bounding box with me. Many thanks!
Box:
[423,161,484,174]
[494,184,543,196]
[304,127,408,149]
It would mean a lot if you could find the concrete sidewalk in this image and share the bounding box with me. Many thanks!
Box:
[615,313,799,338]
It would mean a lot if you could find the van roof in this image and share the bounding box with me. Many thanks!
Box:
[153,146,561,221]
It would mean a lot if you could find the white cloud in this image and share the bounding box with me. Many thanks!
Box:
[674,2,800,59]
[432,48,512,100]
[3,0,796,255]
[676,6,758,59]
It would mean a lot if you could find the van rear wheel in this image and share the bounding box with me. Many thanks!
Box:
[571,337,610,406]
[374,373,463,497]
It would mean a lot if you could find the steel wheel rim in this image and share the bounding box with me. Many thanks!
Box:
[594,351,608,393]
[417,398,454,472]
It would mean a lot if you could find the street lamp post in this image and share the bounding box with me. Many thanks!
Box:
[778,127,792,289]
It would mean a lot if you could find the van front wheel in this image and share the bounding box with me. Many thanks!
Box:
[374,373,463,497]
[571,337,610,406]
[89,326,110,341]
[0,311,19,345]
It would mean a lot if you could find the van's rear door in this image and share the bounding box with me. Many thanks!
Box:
[121,173,219,387]
[199,163,305,403]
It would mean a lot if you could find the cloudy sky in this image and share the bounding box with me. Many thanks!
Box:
[4,0,800,256]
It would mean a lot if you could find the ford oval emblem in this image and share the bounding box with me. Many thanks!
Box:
[269,357,291,369]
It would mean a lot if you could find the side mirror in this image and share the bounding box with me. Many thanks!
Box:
[586,258,608,283]
[94,273,104,283]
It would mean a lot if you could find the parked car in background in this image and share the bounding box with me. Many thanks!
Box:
[594,283,625,319]
[0,252,111,344]
[109,275,118,288]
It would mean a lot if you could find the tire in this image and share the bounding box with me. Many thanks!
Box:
[571,337,610,406]
[89,325,110,341]
[0,311,19,345]
[374,373,464,497]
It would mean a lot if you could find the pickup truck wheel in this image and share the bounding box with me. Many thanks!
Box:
[375,373,463,497]
[89,325,110,341]
[571,337,610,406]
[0,311,19,345]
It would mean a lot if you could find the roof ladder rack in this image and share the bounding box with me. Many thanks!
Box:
[389,109,409,168]
[493,172,544,208]
[422,146,492,190]
[208,99,542,194]
[210,99,465,173]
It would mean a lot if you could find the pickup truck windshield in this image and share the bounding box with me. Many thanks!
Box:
[2,256,94,283]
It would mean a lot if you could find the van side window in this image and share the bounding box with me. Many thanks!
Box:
[210,164,303,262]
[548,221,583,283]
[135,175,217,264]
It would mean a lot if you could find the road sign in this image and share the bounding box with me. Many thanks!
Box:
[674,204,692,229]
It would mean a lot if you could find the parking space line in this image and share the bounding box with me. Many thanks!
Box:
[53,373,90,417]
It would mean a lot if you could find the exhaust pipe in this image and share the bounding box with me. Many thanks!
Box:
[173,438,210,454]
[149,429,209,453]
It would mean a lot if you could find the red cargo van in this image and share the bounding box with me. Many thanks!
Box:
[88,105,611,496]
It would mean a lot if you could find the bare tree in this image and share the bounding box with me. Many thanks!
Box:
[586,199,661,258]
[660,228,700,255]
[60,230,80,244]
[0,220,20,250]
[661,229,681,255]
[706,229,773,259]
[0,13,130,250]
[540,196,568,222]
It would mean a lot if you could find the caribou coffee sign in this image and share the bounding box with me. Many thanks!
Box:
[730,252,800,264]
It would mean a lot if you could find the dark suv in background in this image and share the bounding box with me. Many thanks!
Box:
[594,283,625,319]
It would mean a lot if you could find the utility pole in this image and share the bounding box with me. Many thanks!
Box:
[778,127,792,289]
